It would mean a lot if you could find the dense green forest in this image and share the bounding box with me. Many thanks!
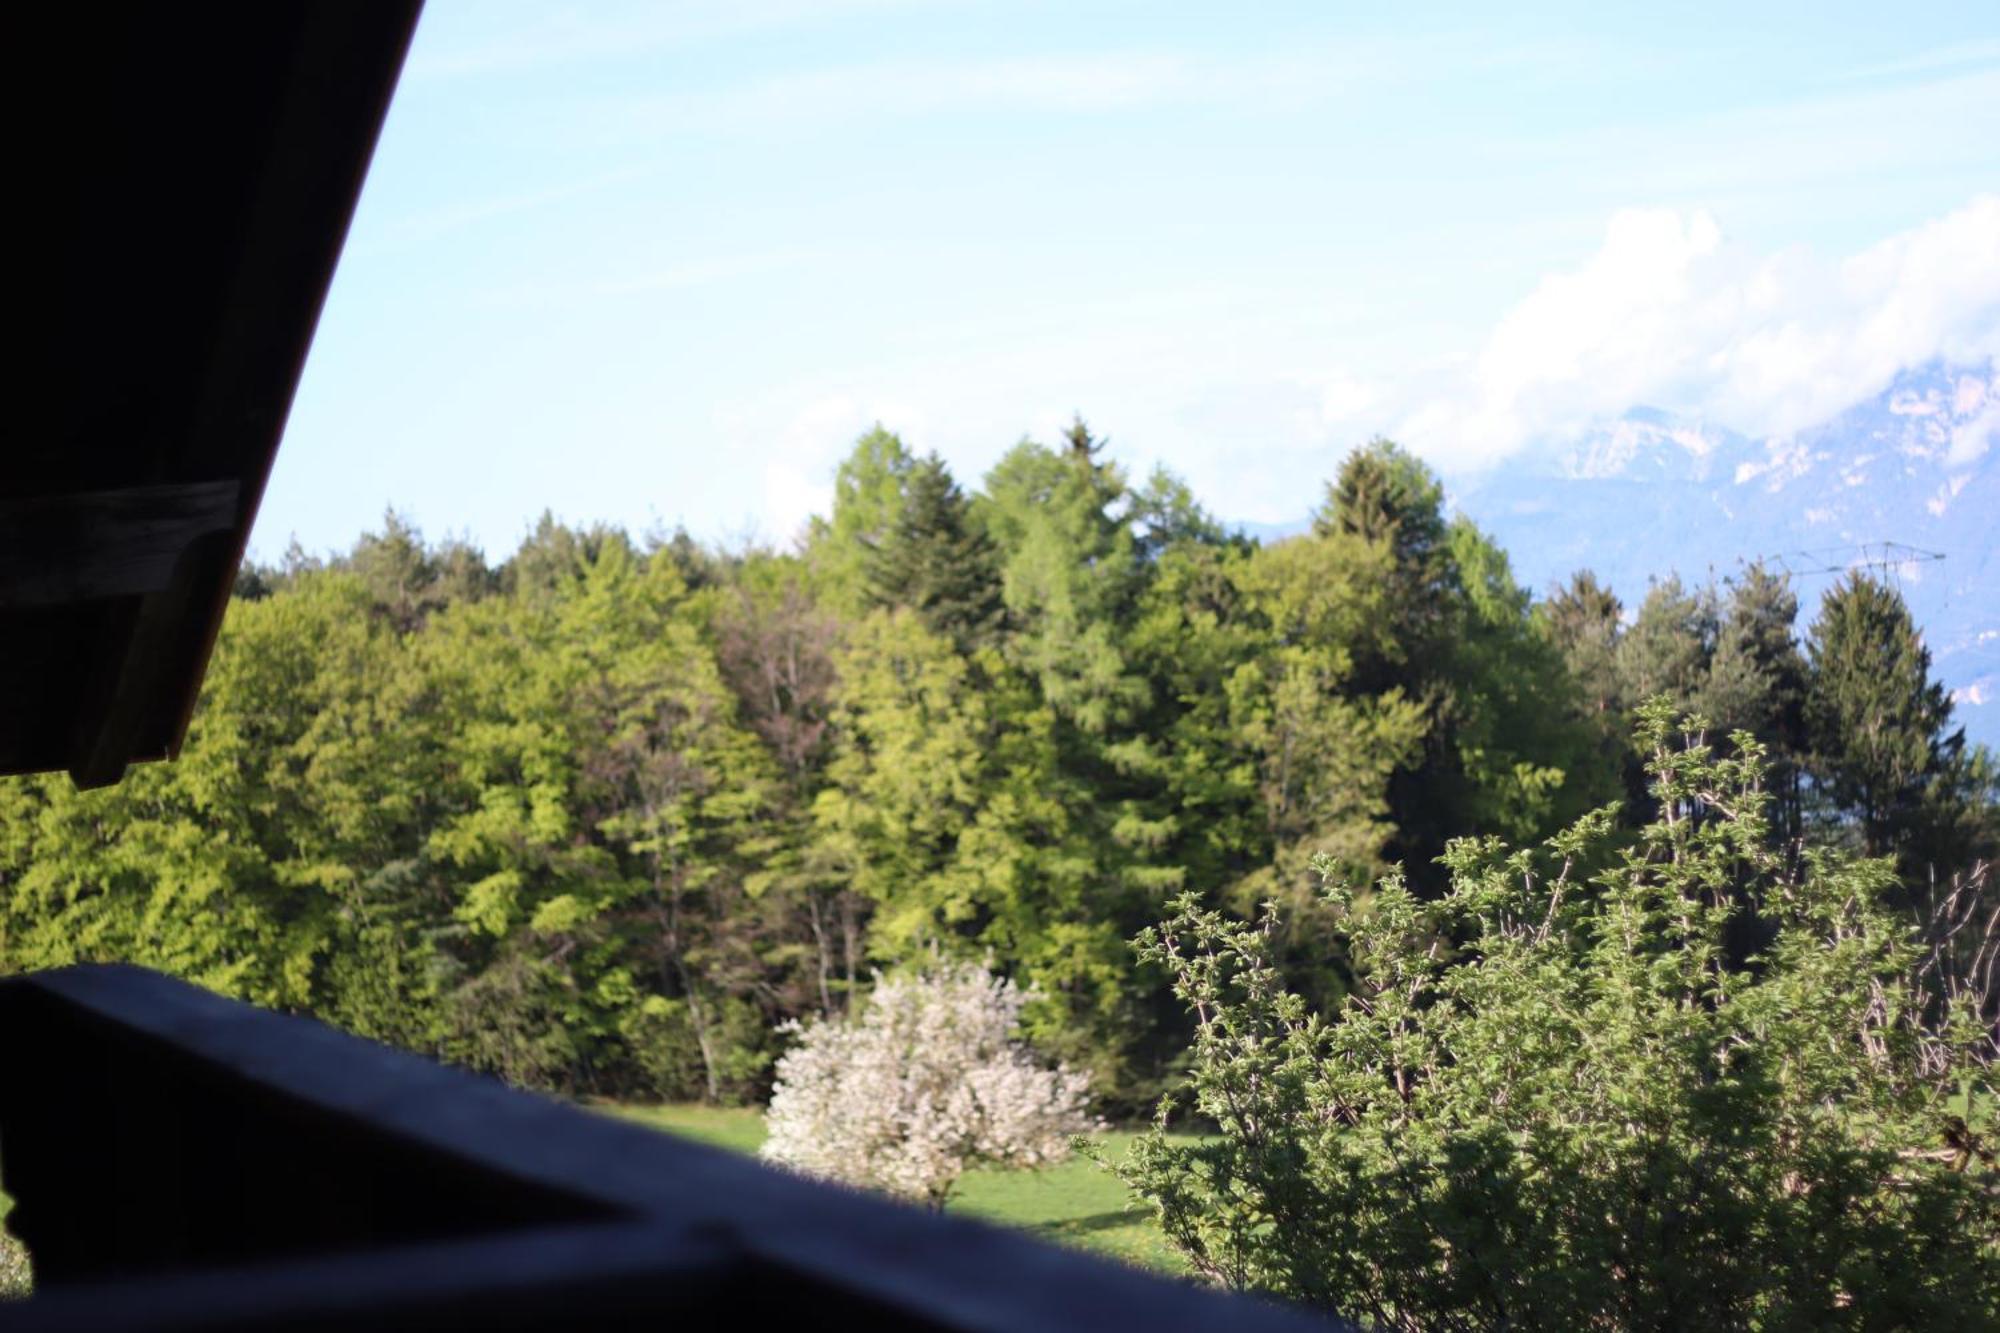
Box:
[2,426,1992,1111]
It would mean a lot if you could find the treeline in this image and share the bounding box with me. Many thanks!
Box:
[2,425,1991,1109]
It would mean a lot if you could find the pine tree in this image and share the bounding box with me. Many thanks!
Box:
[1805,573,1961,859]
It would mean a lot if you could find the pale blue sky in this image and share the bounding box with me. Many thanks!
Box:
[262,1,2000,559]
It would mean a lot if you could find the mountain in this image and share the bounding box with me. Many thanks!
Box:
[1229,361,1999,746]
[1450,360,1998,746]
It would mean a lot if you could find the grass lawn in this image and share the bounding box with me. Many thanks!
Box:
[607,1103,1189,1273]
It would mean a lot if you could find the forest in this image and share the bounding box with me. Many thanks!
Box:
[2,423,1993,1116]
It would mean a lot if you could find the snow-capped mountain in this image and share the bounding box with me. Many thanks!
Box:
[1448,360,1999,746]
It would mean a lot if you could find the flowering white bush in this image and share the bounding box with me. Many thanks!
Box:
[759,961,1095,1207]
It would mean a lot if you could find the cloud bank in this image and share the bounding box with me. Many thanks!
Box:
[1394,194,2000,469]
[698,195,2000,545]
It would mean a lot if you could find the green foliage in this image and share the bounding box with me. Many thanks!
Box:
[2,422,1986,1130]
[619,993,773,1104]
[979,422,1147,733]
[1305,444,1607,890]
[1438,520,1607,843]
[1540,570,1623,722]
[807,425,916,611]
[865,452,1005,652]
[1213,529,1424,992]
[1314,438,1455,652]
[1701,563,1809,840]
[1807,572,1962,861]
[1545,561,1991,884]
[1619,575,1719,711]
[1111,703,1999,1329]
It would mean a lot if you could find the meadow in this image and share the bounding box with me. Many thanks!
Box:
[607,1104,1186,1273]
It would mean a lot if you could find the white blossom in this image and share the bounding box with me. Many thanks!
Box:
[759,961,1096,1207]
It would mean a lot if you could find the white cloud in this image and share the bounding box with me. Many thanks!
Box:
[1319,372,1378,425]
[735,392,930,545]
[703,196,1998,540]
[761,459,833,549]
[1394,194,2000,469]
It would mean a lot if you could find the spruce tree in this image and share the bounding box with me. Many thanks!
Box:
[1703,562,1808,840]
[863,452,1004,652]
[1541,570,1624,721]
[1617,575,1717,711]
[1313,439,1457,677]
[1310,443,1461,887]
[1805,572,1960,858]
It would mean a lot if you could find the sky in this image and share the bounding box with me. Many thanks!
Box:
[260,0,2000,560]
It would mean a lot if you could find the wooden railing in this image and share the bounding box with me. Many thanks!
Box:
[0,966,1337,1330]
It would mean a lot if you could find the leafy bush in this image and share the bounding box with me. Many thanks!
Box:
[761,960,1096,1207]
[619,993,773,1105]
[1111,702,1999,1329]
[439,952,580,1091]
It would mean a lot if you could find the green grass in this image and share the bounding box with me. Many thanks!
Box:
[607,1103,1189,1273]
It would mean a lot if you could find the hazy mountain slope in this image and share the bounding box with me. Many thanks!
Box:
[1229,361,1998,745]
[1451,361,1998,745]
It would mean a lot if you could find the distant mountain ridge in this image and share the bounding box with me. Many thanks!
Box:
[1232,360,2000,746]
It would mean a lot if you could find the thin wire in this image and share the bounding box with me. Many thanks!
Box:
[1761,542,1946,581]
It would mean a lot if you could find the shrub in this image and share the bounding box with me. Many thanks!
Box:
[439,952,579,1091]
[1111,701,1999,1330]
[760,960,1096,1207]
[620,993,773,1105]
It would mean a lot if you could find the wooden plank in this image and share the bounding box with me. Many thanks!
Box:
[0,966,1344,1332]
[65,534,238,790]
[0,481,239,609]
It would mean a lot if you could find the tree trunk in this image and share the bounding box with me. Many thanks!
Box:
[679,967,721,1105]
[660,864,721,1104]
[806,889,835,1014]
[841,891,860,1013]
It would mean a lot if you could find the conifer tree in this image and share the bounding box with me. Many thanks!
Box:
[1805,572,1961,858]
[1128,466,1230,559]
[1703,561,1808,839]
[863,452,1004,652]
[977,422,1146,732]
[1617,575,1717,710]
[807,426,916,612]
[1313,439,1457,679]
[1541,570,1624,721]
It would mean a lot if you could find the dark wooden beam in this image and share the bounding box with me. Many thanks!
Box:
[64,527,244,790]
[0,483,240,609]
[0,966,1343,1331]
[5,2,422,784]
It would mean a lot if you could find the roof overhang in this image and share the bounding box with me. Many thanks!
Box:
[5,3,423,787]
